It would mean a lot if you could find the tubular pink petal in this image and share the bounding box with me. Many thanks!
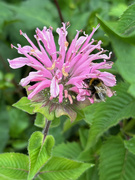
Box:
[59,84,64,103]
[66,30,80,62]
[28,82,41,91]
[35,37,52,67]
[64,90,68,98]
[28,80,50,99]
[80,24,100,51]
[90,61,107,73]
[20,30,37,50]
[8,57,30,69]
[20,71,44,86]
[56,23,68,65]
[99,72,116,87]
[68,95,73,104]
[50,77,59,98]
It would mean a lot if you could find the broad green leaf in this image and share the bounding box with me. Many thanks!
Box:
[8,107,29,138]
[116,3,135,38]
[53,142,82,160]
[79,129,89,149]
[86,163,99,180]
[84,83,135,150]
[34,113,45,128]
[124,136,135,155]
[38,156,93,180]
[83,104,96,125]
[78,160,99,180]
[78,138,102,162]
[28,131,55,180]
[13,97,35,114]
[49,121,65,145]
[99,136,135,180]
[128,84,135,97]
[0,153,29,180]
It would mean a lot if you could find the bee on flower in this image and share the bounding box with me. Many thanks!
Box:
[8,22,116,121]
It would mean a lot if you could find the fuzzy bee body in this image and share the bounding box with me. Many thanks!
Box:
[83,78,107,102]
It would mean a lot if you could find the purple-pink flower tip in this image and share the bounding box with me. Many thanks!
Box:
[20,30,23,35]
[11,44,14,49]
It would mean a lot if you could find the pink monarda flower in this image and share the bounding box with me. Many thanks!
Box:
[8,23,116,121]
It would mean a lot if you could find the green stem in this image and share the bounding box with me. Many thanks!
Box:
[42,119,51,142]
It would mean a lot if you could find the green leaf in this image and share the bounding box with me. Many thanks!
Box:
[34,113,45,128]
[99,136,135,180]
[116,3,135,38]
[49,121,65,145]
[84,83,135,150]
[124,136,135,155]
[53,142,82,160]
[79,129,89,149]
[0,153,29,180]
[97,12,135,97]
[128,83,135,97]
[13,97,35,115]
[28,131,55,180]
[38,156,93,180]
[8,107,29,138]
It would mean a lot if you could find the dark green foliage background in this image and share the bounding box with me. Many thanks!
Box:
[1,0,135,179]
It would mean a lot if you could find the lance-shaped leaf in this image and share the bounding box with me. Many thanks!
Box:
[99,136,135,180]
[28,131,55,180]
[38,156,93,180]
[0,153,29,180]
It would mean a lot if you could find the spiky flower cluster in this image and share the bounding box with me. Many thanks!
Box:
[8,23,116,107]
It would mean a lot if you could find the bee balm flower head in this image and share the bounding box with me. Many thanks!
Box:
[8,23,116,121]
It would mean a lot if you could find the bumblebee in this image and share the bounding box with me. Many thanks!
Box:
[83,78,107,102]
